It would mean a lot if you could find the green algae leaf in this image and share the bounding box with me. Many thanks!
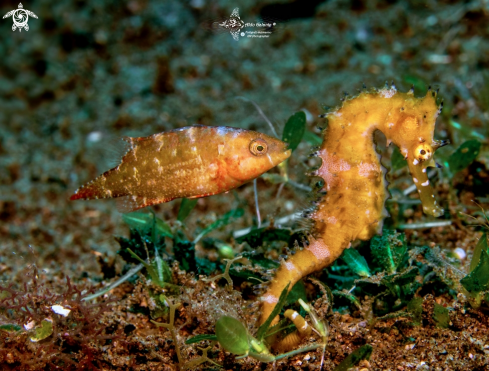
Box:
[0,324,22,332]
[461,250,489,293]
[391,146,407,171]
[433,303,450,329]
[215,316,249,355]
[185,333,218,345]
[303,130,322,145]
[178,198,198,222]
[449,120,486,143]
[228,266,262,282]
[285,280,308,306]
[30,319,53,342]
[215,241,235,260]
[447,140,481,174]
[282,112,306,152]
[122,212,173,238]
[115,227,166,265]
[370,230,407,274]
[126,248,176,289]
[381,266,419,291]
[407,297,423,325]
[194,208,244,243]
[470,233,489,273]
[333,344,373,371]
[257,282,290,342]
[342,248,371,277]
[402,75,427,95]
[332,290,362,309]
[240,251,280,270]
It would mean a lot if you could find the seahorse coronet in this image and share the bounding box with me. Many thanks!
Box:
[260,84,449,349]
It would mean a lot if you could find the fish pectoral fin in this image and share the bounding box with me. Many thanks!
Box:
[115,195,172,213]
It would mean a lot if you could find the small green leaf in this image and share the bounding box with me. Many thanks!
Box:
[30,319,53,342]
[194,208,244,243]
[122,212,173,238]
[391,146,407,171]
[461,250,489,293]
[470,233,489,272]
[402,75,427,94]
[215,241,235,260]
[370,230,407,274]
[257,282,290,341]
[282,112,306,152]
[332,290,362,309]
[285,280,308,306]
[433,303,450,329]
[178,198,198,222]
[215,316,249,355]
[342,249,371,277]
[0,324,22,332]
[333,344,373,371]
[185,333,218,345]
[447,140,481,174]
[381,266,419,290]
[407,297,423,325]
[127,248,164,287]
[303,130,322,146]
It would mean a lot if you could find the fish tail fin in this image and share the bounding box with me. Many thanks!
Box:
[70,172,115,201]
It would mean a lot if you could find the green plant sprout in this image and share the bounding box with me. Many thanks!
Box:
[182,345,221,370]
[333,230,422,317]
[84,212,176,301]
[126,248,176,290]
[202,255,244,286]
[151,297,184,369]
[297,298,329,370]
[214,313,322,364]
[185,284,328,368]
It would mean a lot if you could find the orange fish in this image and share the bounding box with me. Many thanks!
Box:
[70,125,291,212]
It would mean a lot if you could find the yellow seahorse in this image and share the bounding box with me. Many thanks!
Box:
[260,84,448,334]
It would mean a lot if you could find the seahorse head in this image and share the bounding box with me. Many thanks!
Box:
[383,88,447,217]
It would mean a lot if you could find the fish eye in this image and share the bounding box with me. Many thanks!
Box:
[250,139,268,156]
[414,143,433,162]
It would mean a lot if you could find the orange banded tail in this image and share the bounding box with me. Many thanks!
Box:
[260,236,346,325]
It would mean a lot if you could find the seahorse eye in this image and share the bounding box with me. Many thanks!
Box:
[414,144,433,162]
[250,139,268,156]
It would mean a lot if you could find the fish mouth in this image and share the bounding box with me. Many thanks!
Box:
[281,148,292,162]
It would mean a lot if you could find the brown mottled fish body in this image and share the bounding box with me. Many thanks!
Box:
[71,125,291,211]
